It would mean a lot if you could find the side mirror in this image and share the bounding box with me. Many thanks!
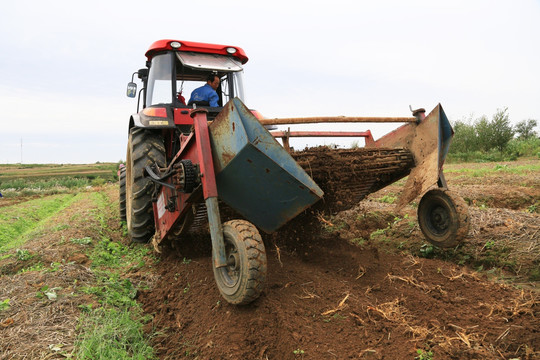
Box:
[126,82,137,98]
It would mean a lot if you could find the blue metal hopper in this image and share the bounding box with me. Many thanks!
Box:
[209,98,324,233]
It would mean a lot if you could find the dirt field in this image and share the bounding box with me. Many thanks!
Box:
[0,159,539,359]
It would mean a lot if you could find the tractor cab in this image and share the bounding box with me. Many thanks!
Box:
[127,39,249,123]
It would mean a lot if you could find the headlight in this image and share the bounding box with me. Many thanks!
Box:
[170,41,182,49]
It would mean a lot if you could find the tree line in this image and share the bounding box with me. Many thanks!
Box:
[448,108,539,162]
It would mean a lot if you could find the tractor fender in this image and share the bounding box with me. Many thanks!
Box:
[128,107,176,132]
[129,113,143,131]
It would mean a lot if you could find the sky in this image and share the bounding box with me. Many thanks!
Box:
[0,0,539,164]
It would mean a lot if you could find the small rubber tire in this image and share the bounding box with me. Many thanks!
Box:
[213,220,267,305]
[126,127,165,243]
[119,166,127,222]
[418,188,470,248]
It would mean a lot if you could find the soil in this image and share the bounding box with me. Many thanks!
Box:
[141,232,540,359]
[139,158,540,360]
[1,159,539,359]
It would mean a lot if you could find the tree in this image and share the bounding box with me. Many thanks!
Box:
[474,115,492,152]
[474,108,514,153]
[451,119,477,153]
[515,119,538,139]
[489,107,515,152]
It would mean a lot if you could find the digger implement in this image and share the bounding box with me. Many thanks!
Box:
[370,104,453,208]
[209,98,324,233]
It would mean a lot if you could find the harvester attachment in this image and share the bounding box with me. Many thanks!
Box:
[262,104,470,248]
[370,105,470,247]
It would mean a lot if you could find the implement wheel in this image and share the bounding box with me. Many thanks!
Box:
[126,128,165,243]
[119,166,127,222]
[418,188,469,248]
[213,220,267,305]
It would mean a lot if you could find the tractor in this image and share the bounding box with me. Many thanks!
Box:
[121,39,469,305]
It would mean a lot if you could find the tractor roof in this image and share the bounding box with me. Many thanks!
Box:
[146,39,249,64]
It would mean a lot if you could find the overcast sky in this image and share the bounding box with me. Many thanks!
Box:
[0,0,539,164]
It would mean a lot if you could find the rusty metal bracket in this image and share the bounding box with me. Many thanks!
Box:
[368,104,453,209]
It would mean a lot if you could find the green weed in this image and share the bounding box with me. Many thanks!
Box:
[47,261,62,272]
[377,194,397,204]
[483,240,495,250]
[71,237,92,245]
[351,237,366,247]
[74,307,156,360]
[416,349,434,360]
[82,274,137,308]
[16,248,32,261]
[78,304,94,313]
[18,262,45,274]
[370,228,386,239]
[53,224,70,231]
[419,243,435,258]
[0,299,10,311]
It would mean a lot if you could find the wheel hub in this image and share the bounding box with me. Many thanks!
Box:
[431,206,449,231]
[227,252,239,271]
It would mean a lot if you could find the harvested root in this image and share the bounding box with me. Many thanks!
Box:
[321,293,350,316]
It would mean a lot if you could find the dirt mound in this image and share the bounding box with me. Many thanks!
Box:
[140,229,539,360]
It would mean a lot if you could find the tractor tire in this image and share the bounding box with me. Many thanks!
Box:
[126,127,165,243]
[418,188,470,248]
[119,166,127,222]
[213,220,267,305]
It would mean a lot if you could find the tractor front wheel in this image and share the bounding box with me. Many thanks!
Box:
[213,220,267,305]
[418,188,469,248]
[125,127,165,243]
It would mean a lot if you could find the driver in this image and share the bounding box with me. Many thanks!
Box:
[188,73,220,107]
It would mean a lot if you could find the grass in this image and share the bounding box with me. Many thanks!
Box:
[73,189,157,359]
[0,163,118,181]
[0,163,119,197]
[0,194,78,253]
[75,307,155,360]
[376,194,397,204]
[444,162,540,177]
[0,185,156,358]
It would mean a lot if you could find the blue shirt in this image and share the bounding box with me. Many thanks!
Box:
[188,84,219,107]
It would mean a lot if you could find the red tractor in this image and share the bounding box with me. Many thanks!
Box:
[122,39,469,305]
[121,40,326,305]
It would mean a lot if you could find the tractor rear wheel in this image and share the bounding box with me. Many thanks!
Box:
[126,127,165,243]
[119,166,127,222]
[418,188,469,248]
[213,220,267,305]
